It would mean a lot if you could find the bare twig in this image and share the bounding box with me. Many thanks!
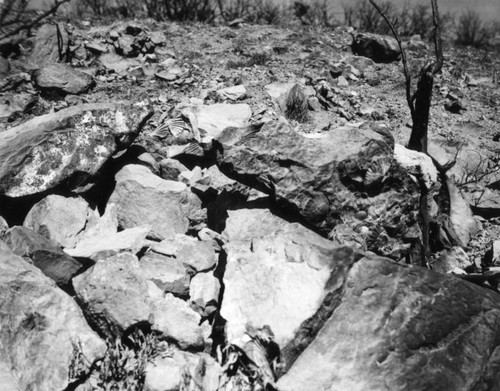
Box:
[431,0,443,74]
[0,0,71,41]
[368,0,415,120]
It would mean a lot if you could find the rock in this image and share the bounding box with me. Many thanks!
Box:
[73,252,151,337]
[0,93,38,121]
[109,164,201,240]
[117,35,137,57]
[277,255,500,390]
[0,215,8,236]
[29,24,70,67]
[150,31,167,46]
[24,195,98,248]
[352,32,401,63]
[64,226,149,261]
[0,55,9,78]
[394,143,438,190]
[445,99,465,114]
[216,85,247,101]
[337,75,349,87]
[152,234,217,272]
[214,120,419,257]
[0,102,152,197]
[189,272,221,317]
[221,208,357,363]
[433,246,472,273]
[159,158,189,180]
[99,52,139,73]
[140,251,191,297]
[448,178,479,247]
[2,226,82,285]
[33,63,95,95]
[177,102,252,142]
[144,349,221,391]
[0,241,106,390]
[151,293,210,350]
[85,41,108,53]
[179,166,203,185]
[493,240,500,265]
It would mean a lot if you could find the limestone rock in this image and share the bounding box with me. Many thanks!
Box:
[352,32,401,63]
[73,252,151,337]
[189,272,221,317]
[214,120,419,257]
[159,158,189,180]
[216,85,247,101]
[140,251,191,297]
[151,234,217,272]
[33,63,95,95]
[144,349,221,391]
[0,102,152,197]
[24,195,98,248]
[221,208,358,364]
[277,256,500,390]
[0,241,106,391]
[151,293,210,350]
[2,226,81,285]
[64,226,149,261]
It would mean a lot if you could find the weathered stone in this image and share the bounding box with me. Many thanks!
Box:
[0,215,8,236]
[214,120,419,257]
[24,195,98,248]
[216,85,247,101]
[189,272,221,317]
[0,241,106,391]
[33,63,95,95]
[159,158,189,180]
[29,24,70,67]
[152,234,217,272]
[448,178,479,247]
[277,256,500,390]
[221,208,357,362]
[433,246,472,274]
[144,349,221,391]
[0,93,37,120]
[352,32,401,63]
[64,226,149,261]
[109,164,201,240]
[140,251,191,297]
[2,226,81,285]
[73,252,151,337]
[0,102,152,197]
[151,293,210,350]
[99,52,139,73]
[394,143,438,190]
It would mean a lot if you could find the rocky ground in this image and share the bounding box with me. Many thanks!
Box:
[1,17,500,391]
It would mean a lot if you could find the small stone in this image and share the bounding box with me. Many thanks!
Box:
[216,85,247,101]
[189,272,221,317]
[337,76,349,87]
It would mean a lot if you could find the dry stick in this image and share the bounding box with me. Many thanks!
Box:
[0,0,71,40]
[367,0,415,120]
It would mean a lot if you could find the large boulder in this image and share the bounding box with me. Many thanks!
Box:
[214,120,419,258]
[73,252,151,337]
[352,32,401,63]
[277,255,500,390]
[33,63,95,95]
[0,241,106,391]
[2,226,81,285]
[109,165,202,240]
[23,195,98,248]
[0,102,152,197]
[220,208,357,365]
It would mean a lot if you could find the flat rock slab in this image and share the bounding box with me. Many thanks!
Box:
[33,63,95,94]
[277,256,500,390]
[0,241,105,391]
[215,120,419,257]
[0,102,152,197]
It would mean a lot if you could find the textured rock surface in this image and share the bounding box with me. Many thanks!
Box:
[277,256,500,390]
[151,293,210,350]
[215,120,419,257]
[2,226,81,285]
[0,102,152,197]
[140,251,191,297]
[189,272,221,317]
[73,252,151,337]
[24,194,98,248]
[221,208,357,362]
[0,241,106,391]
[351,32,401,63]
[33,63,95,94]
[109,164,201,240]
[448,178,479,247]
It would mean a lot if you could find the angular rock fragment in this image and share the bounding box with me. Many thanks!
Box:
[352,32,401,63]
[33,63,95,95]
[0,241,106,391]
[0,102,152,197]
[189,272,221,317]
